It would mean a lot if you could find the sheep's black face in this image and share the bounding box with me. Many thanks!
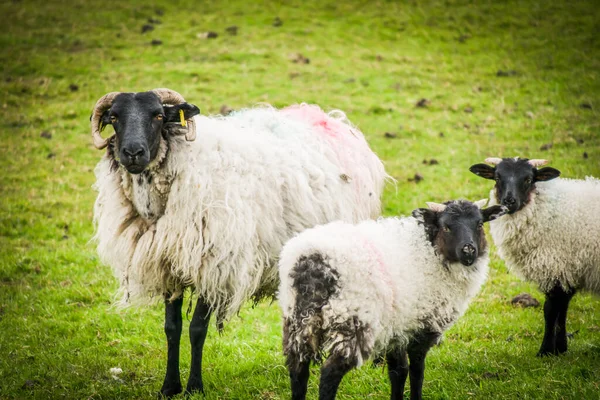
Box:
[99,92,200,174]
[469,158,561,214]
[413,201,507,266]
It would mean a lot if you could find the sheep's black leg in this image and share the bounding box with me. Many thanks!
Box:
[160,294,183,397]
[319,354,356,400]
[185,297,212,395]
[537,285,574,356]
[386,348,408,400]
[555,287,575,354]
[288,358,310,400]
[406,332,439,400]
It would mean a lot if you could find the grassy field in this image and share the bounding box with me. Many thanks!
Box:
[1,0,599,399]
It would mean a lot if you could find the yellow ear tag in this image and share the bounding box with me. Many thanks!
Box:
[179,109,187,127]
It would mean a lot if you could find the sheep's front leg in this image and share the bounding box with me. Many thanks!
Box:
[387,348,409,400]
[406,332,439,400]
[161,294,183,397]
[538,285,575,356]
[319,354,356,400]
[185,298,212,395]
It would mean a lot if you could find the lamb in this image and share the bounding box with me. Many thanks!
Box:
[469,157,600,356]
[279,199,507,400]
[89,88,388,397]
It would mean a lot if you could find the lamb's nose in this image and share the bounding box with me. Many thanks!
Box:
[462,244,475,256]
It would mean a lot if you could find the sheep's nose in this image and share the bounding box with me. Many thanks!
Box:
[123,147,145,160]
[462,243,475,256]
[502,196,516,206]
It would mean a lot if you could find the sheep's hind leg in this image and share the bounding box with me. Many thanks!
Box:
[406,332,439,400]
[318,354,356,400]
[160,294,184,397]
[537,285,574,356]
[288,358,310,400]
[386,348,408,400]
[185,297,212,395]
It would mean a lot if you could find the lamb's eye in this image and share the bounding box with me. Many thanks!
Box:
[524,177,532,185]
[478,222,484,229]
[443,225,451,233]
[495,177,500,182]
[110,116,117,123]
[155,114,164,121]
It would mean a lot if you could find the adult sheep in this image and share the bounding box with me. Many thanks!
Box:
[279,199,507,400]
[90,89,388,396]
[469,157,600,356]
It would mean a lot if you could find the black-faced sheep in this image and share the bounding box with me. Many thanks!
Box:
[278,200,507,400]
[470,157,600,356]
[90,89,388,396]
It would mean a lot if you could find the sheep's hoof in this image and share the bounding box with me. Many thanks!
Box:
[159,384,183,398]
[184,381,205,397]
[536,348,558,357]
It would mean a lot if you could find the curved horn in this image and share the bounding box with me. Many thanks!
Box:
[426,202,447,212]
[91,92,121,150]
[152,88,186,105]
[474,199,488,209]
[528,159,549,167]
[484,157,503,165]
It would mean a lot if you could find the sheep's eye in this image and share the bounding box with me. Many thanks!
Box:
[155,114,163,121]
[495,176,500,182]
[524,177,532,185]
[478,222,484,229]
[443,225,451,233]
[110,116,117,123]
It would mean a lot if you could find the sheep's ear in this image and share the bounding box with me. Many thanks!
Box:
[482,205,508,222]
[535,167,560,182]
[99,109,112,131]
[469,164,496,180]
[412,208,437,225]
[164,103,201,123]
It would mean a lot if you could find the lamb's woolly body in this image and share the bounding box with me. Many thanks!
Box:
[488,176,600,293]
[93,105,387,322]
[279,217,489,366]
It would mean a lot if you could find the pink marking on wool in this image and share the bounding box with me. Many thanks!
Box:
[281,104,349,139]
[360,236,393,291]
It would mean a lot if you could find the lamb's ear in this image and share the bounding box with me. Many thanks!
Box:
[164,103,201,123]
[482,205,508,222]
[469,164,496,180]
[535,167,560,182]
[412,208,437,226]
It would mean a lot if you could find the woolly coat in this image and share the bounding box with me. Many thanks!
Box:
[93,105,387,322]
[278,216,489,366]
[487,177,600,294]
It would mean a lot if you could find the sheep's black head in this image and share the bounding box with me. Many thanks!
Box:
[90,89,200,174]
[469,157,561,214]
[412,200,507,266]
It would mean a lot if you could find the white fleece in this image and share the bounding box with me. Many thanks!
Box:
[93,105,388,323]
[279,216,489,366]
[488,176,600,293]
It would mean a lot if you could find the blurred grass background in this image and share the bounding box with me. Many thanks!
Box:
[0,0,599,398]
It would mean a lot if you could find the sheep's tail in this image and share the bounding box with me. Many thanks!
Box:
[282,252,340,370]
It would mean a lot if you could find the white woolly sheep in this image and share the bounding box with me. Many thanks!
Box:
[278,199,507,400]
[90,89,388,396]
[470,157,600,356]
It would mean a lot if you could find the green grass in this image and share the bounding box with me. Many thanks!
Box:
[1,0,599,398]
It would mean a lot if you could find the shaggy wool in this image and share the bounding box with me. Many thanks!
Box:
[93,105,387,323]
[487,176,600,293]
[278,216,489,366]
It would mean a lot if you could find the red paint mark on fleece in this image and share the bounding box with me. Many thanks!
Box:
[281,104,350,140]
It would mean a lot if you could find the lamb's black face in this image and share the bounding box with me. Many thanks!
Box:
[99,92,200,174]
[413,201,507,266]
[469,158,561,214]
